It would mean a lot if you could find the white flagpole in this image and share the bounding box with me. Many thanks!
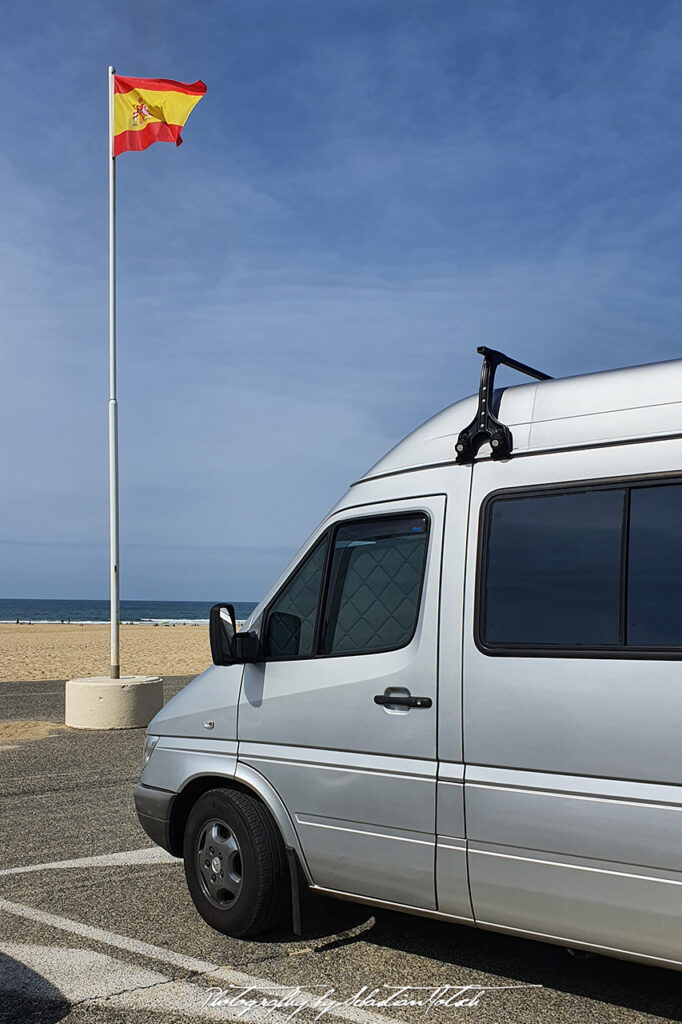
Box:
[108,65,120,679]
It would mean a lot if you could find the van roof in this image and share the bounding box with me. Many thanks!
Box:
[361,356,682,482]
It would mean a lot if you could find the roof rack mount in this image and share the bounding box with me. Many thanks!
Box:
[455,346,552,465]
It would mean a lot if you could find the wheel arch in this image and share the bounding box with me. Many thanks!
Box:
[167,764,313,884]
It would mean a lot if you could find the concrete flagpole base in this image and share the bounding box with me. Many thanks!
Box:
[65,676,163,730]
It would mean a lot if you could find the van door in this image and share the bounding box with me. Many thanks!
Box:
[463,443,682,965]
[238,496,444,910]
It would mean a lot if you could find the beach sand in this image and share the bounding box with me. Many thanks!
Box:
[0,623,212,682]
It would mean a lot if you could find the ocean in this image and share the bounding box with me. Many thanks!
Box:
[0,598,258,626]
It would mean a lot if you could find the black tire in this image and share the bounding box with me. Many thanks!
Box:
[183,787,289,937]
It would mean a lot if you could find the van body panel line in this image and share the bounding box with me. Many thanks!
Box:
[140,746,237,794]
[239,742,437,779]
[309,885,682,971]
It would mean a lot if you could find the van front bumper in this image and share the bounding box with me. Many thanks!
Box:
[134,783,176,854]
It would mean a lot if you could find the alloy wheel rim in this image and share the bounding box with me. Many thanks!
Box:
[196,818,243,908]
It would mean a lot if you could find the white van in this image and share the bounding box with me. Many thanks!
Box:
[135,348,682,970]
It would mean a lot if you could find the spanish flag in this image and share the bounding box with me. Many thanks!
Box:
[113,76,206,156]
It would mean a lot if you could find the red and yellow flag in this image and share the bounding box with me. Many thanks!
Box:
[113,76,206,156]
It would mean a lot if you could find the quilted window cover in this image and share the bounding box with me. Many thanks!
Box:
[265,538,326,657]
[264,514,429,660]
[322,520,428,654]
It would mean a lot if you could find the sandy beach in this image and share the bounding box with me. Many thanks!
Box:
[0,623,212,682]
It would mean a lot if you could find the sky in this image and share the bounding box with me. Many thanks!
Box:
[1,0,681,602]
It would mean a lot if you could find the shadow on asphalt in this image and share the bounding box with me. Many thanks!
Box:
[236,892,374,947]
[241,890,682,1020]
[0,952,70,1024]
[356,909,682,1022]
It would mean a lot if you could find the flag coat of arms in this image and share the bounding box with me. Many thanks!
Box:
[113,76,206,156]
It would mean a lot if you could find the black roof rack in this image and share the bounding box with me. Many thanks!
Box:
[455,347,552,464]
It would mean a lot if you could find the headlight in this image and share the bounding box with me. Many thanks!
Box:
[142,734,159,767]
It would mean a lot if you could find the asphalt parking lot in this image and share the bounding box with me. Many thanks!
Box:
[0,678,680,1024]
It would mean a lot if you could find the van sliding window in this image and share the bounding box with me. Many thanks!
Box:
[483,490,623,648]
[628,485,682,647]
[479,479,682,656]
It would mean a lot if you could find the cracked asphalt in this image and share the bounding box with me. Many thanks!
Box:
[0,677,680,1024]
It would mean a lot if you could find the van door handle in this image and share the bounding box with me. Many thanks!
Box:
[374,694,432,709]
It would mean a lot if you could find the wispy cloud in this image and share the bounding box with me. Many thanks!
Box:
[1,0,681,597]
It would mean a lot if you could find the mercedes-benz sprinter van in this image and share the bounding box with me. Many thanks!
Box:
[135,349,682,970]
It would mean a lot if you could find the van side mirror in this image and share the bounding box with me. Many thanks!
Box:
[233,631,260,662]
[210,604,262,665]
[210,603,237,665]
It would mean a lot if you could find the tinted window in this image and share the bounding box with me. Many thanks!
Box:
[628,484,682,646]
[264,538,327,658]
[320,515,428,655]
[483,489,624,647]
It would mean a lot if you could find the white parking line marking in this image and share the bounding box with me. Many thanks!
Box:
[0,845,178,876]
[2,941,319,1022]
[0,897,217,972]
[0,898,399,1024]
[2,942,168,1002]
[0,941,305,1022]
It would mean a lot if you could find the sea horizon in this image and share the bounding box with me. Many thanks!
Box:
[0,597,258,626]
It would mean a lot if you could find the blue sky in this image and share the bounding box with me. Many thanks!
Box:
[1,0,681,601]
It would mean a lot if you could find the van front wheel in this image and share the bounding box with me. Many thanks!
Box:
[183,788,288,936]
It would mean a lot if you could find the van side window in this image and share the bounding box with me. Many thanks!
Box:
[480,479,682,655]
[320,514,429,656]
[482,490,624,648]
[263,538,327,658]
[628,484,682,647]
